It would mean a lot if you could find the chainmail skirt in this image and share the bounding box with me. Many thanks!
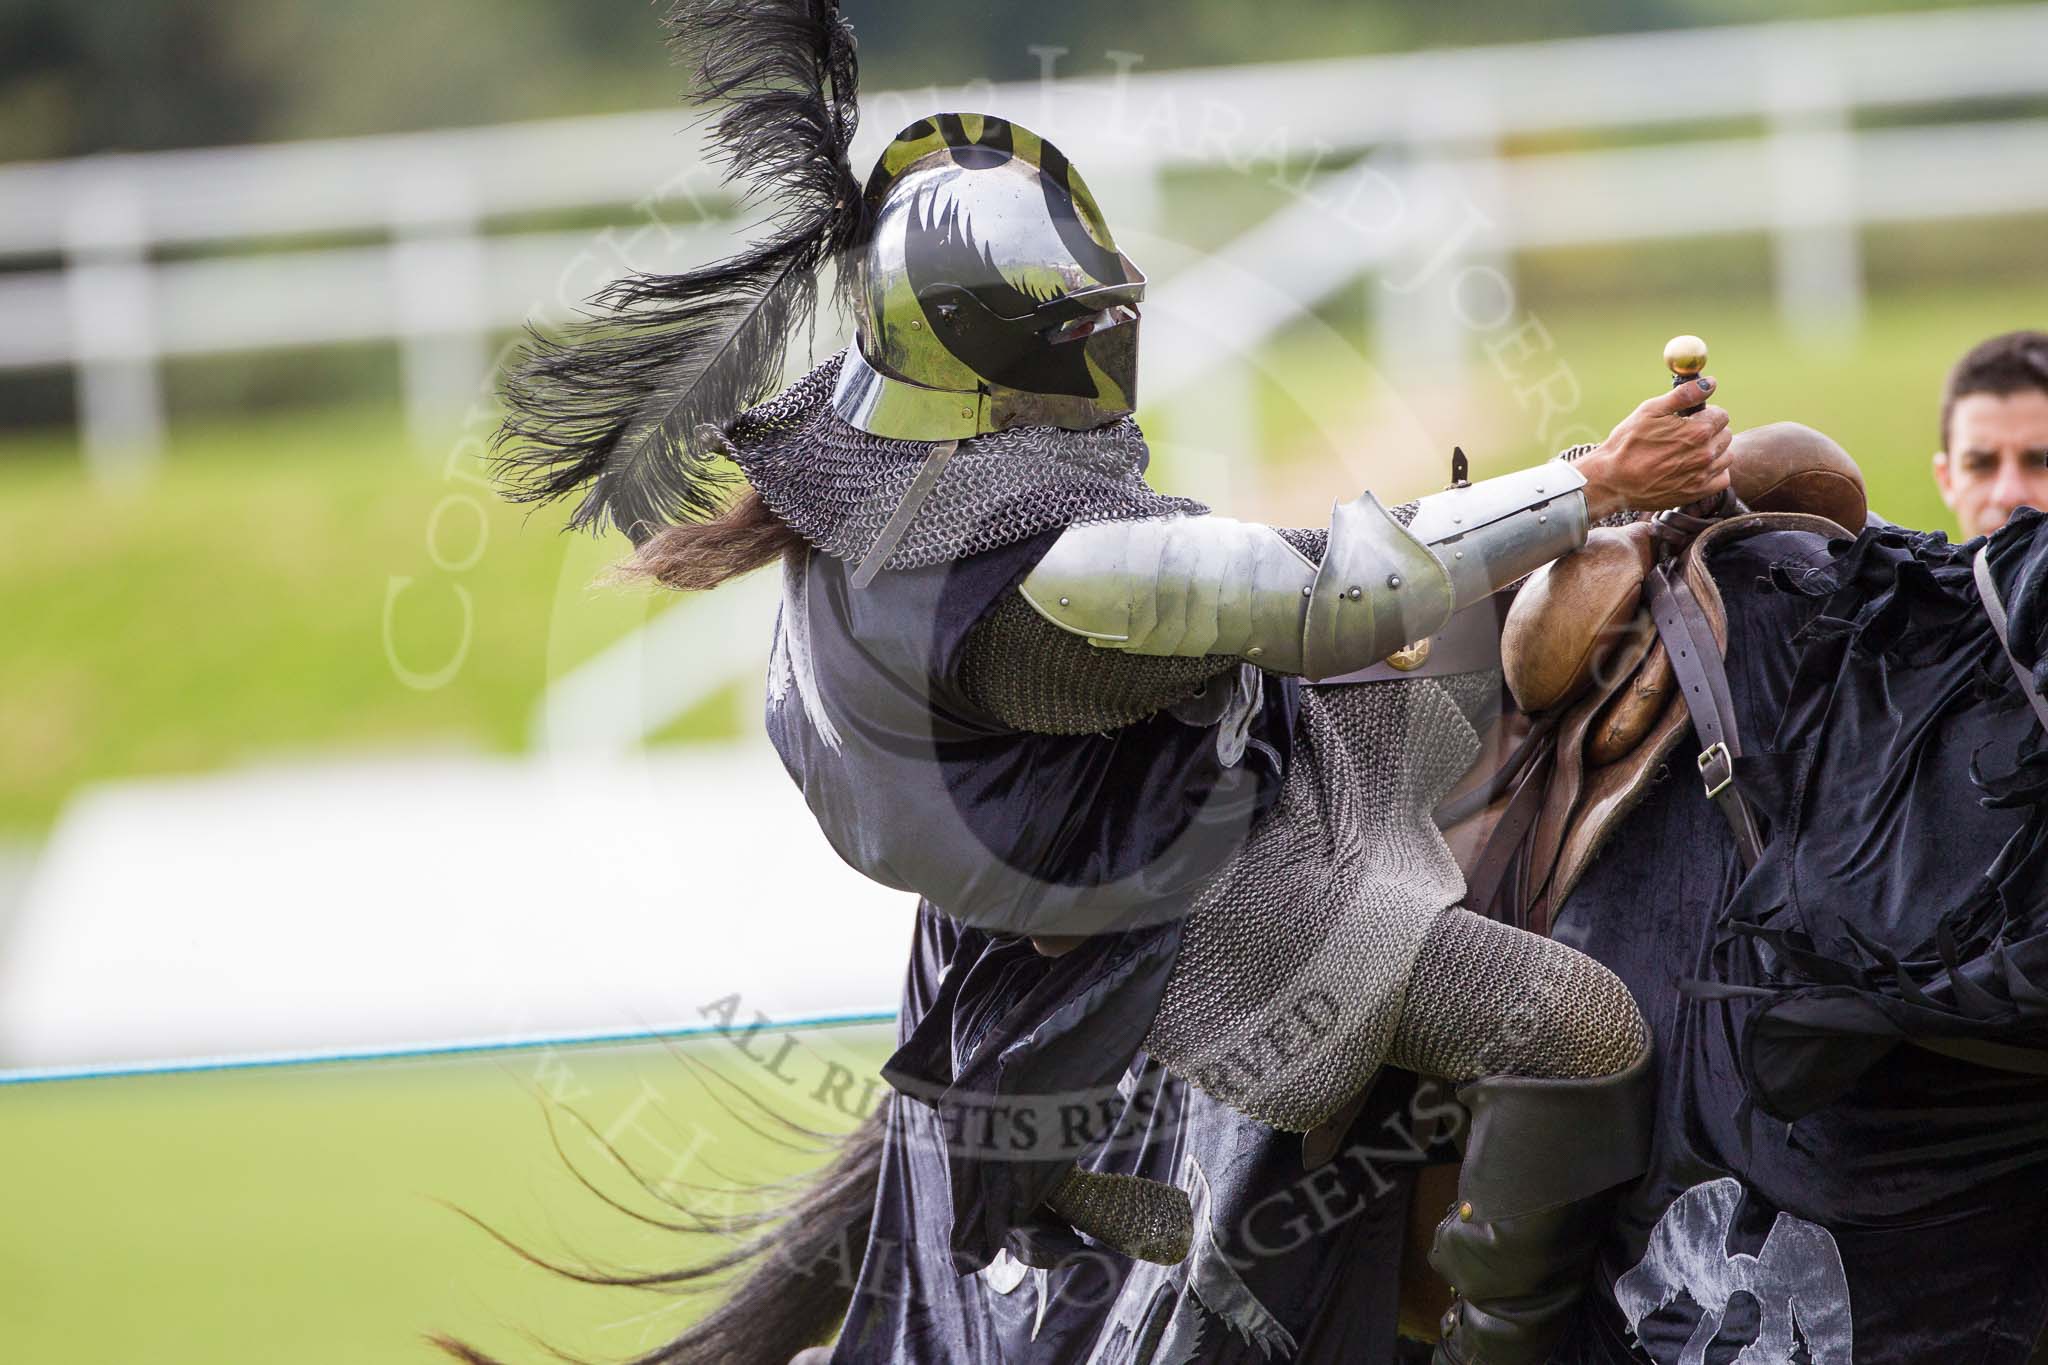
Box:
[1142,673,1495,1133]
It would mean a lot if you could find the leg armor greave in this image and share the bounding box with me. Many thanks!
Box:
[1427,1054,1654,1364]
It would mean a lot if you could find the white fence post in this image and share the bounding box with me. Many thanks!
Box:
[1370,78,1509,399]
[390,168,489,447]
[63,165,164,484]
[532,572,781,754]
[1768,57,1864,340]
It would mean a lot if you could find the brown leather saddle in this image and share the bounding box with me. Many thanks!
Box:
[1438,423,1868,934]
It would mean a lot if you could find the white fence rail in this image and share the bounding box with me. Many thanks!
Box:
[7,4,2048,483]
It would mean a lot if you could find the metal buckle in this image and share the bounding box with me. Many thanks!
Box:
[1697,741,1733,799]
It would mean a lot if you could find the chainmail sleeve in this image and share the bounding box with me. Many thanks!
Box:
[958,591,1242,734]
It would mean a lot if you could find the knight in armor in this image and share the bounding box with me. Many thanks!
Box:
[485,5,1737,1361]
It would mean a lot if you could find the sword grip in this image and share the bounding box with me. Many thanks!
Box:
[1662,334,1718,517]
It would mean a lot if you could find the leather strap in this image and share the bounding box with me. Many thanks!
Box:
[1973,548,2048,738]
[1435,709,1559,830]
[1644,565,1764,869]
[1464,743,1555,931]
[1523,619,1655,917]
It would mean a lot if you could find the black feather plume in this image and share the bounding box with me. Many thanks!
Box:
[493,0,868,542]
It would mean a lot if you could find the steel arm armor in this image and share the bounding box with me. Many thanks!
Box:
[1017,461,1588,680]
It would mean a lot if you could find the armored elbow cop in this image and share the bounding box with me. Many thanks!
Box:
[1019,462,1588,679]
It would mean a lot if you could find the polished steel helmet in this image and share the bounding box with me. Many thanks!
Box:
[831,113,1146,440]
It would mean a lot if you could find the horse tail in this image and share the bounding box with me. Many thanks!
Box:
[431,1101,887,1365]
[649,1101,887,1364]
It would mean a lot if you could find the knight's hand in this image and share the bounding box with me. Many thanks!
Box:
[1575,378,1732,519]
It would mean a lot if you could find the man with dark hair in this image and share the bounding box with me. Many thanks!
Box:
[1933,329,2048,538]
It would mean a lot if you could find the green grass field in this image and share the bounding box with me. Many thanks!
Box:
[0,1027,894,1362]
[0,404,701,834]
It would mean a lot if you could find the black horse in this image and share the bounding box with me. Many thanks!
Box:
[439,513,2048,1365]
[1547,512,2048,1364]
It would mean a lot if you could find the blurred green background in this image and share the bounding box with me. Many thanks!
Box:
[0,0,1997,162]
[4,0,2046,1360]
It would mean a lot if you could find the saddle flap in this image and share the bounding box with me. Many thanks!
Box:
[1525,618,1659,914]
[1547,511,1854,907]
[1586,638,1673,767]
[1501,520,1657,714]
